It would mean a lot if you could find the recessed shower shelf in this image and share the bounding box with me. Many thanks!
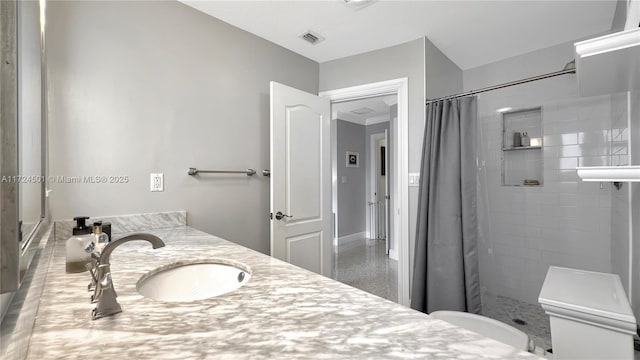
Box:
[502,146,542,151]
[501,107,543,187]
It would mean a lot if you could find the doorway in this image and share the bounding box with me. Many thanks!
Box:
[319,78,410,306]
[330,95,395,301]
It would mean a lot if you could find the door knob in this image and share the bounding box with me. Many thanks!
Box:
[275,211,292,220]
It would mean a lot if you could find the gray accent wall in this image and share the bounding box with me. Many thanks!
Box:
[336,120,366,237]
[46,0,319,254]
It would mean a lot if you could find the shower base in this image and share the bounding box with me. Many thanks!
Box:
[483,295,552,351]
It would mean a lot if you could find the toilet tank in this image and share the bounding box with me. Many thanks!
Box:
[539,266,637,360]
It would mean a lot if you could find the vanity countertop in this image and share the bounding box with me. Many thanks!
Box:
[27,226,538,359]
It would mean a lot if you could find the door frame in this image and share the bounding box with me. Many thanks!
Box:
[369,132,385,241]
[319,77,410,307]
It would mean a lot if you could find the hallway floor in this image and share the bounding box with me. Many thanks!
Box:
[333,238,397,302]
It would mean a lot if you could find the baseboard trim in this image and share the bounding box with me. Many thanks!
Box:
[337,232,366,245]
[389,248,398,261]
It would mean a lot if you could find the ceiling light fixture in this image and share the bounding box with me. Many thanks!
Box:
[343,0,376,10]
[351,107,375,115]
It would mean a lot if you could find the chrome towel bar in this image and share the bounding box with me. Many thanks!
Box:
[188,168,256,176]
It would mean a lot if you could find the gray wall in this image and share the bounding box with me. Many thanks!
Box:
[336,120,366,237]
[425,37,463,100]
[320,39,425,174]
[46,0,319,254]
[319,37,464,298]
[320,39,425,298]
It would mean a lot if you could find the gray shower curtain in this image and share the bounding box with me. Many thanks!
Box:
[410,96,481,314]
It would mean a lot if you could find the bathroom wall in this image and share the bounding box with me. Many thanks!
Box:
[46,0,319,254]
[336,120,366,239]
[320,38,424,298]
[467,39,615,305]
[320,36,463,297]
[610,92,630,294]
[425,38,463,100]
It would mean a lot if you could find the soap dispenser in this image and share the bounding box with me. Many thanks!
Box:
[66,216,96,273]
[91,221,109,252]
[521,131,531,146]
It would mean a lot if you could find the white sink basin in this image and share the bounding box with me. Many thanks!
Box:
[136,259,251,302]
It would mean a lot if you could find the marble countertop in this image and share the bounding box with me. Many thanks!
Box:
[27,225,538,359]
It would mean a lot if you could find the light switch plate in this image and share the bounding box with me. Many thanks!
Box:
[408,173,420,187]
[150,173,164,192]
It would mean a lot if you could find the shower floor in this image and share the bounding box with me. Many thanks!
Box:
[483,295,552,351]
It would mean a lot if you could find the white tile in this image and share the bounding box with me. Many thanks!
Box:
[559,145,583,157]
[543,133,578,146]
[558,169,579,182]
[580,143,610,157]
[578,130,609,145]
[558,157,578,170]
[578,156,609,167]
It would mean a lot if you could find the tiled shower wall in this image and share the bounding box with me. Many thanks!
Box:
[610,92,630,295]
[469,41,617,306]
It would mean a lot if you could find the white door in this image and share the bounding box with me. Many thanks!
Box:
[270,81,332,277]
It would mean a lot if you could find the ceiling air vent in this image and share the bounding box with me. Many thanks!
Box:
[300,30,324,45]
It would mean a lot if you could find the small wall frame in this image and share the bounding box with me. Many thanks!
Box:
[346,151,359,168]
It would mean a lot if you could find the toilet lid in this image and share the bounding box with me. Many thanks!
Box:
[538,266,636,326]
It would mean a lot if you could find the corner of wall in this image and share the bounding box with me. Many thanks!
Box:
[424,36,463,100]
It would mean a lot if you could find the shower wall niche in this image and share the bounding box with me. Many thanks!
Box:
[502,107,543,186]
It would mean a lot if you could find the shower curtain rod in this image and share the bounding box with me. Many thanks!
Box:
[425,62,576,105]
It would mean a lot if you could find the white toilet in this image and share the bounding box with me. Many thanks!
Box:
[539,266,637,360]
[430,310,532,351]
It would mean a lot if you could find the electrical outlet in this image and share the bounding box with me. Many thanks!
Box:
[150,173,163,192]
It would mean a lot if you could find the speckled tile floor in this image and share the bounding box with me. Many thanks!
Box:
[333,238,397,302]
[484,296,640,358]
[334,242,640,358]
[483,296,552,352]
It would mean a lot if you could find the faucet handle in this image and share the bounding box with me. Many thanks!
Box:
[85,263,98,290]
[100,272,112,287]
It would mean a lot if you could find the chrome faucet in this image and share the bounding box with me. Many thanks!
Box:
[89,233,165,320]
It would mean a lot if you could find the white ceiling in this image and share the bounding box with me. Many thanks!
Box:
[180,0,617,70]
[332,95,395,125]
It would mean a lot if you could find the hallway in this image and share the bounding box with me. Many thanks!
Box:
[333,238,397,302]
